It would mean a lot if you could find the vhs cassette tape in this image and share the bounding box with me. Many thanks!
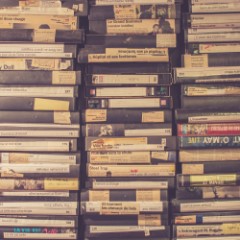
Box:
[81,189,168,201]
[176,186,240,200]
[0,152,81,164]
[0,178,79,191]
[87,151,176,164]
[172,199,240,213]
[85,86,170,97]
[78,47,169,63]
[82,109,172,123]
[0,111,80,124]
[87,62,170,74]
[177,174,240,188]
[81,201,168,215]
[87,163,175,177]
[85,74,172,86]
[179,149,240,162]
[0,29,85,43]
[88,4,179,20]
[0,58,74,71]
[86,97,172,109]
[85,177,175,190]
[86,34,177,48]
[83,123,172,137]
[89,18,179,34]
[85,136,177,151]
[84,214,168,226]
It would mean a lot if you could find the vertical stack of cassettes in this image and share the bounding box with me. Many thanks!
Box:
[172,0,240,240]
[79,0,183,240]
[0,1,86,240]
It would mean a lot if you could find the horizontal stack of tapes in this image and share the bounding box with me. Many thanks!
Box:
[80,0,183,239]
[172,0,240,240]
[0,1,86,239]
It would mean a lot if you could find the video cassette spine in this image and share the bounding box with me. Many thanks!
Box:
[179,149,240,162]
[181,96,240,111]
[0,178,79,191]
[0,215,78,228]
[0,227,77,239]
[0,191,78,201]
[173,211,240,225]
[178,136,240,149]
[0,29,85,43]
[182,84,240,97]
[85,74,172,86]
[186,32,240,44]
[0,0,88,16]
[82,109,173,123]
[88,4,179,20]
[86,34,177,48]
[175,109,240,124]
[0,163,80,178]
[0,208,78,216]
[83,123,172,137]
[0,43,77,57]
[182,161,240,174]
[89,0,176,5]
[86,62,171,74]
[0,14,78,30]
[86,97,172,109]
[190,2,240,13]
[0,97,76,111]
[0,201,78,208]
[87,151,177,164]
[87,163,175,177]
[0,126,80,138]
[0,111,80,124]
[78,47,169,63]
[173,66,240,84]
[0,152,81,164]
[84,214,169,226]
[89,19,179,34]
[186,13,240,29]
[172,199,240,213]
[81,189,168,201]
[85,136,177,151]
[85,225,170,238]
[0,58,74,71]
[0,85,78,98]
[86,177,175,190]
[186,43,240,55]
[178,123,240,136]
[173,223,240,238]
[183,53,240,68]
[176,186,240,200]
[85,86,170,98]
[81,201,169,215]
[177,174,240,188]
[0,138,78,152]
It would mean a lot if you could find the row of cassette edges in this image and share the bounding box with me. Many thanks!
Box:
[81,0,182,240]
[172,0,240,240]
[0,0,87,240]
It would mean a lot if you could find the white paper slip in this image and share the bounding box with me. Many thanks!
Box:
[92,74,159,85]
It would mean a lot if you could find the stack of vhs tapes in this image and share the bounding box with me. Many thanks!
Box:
[0,1,86,239]
[172,0,240,239]
[80,0,183,239]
